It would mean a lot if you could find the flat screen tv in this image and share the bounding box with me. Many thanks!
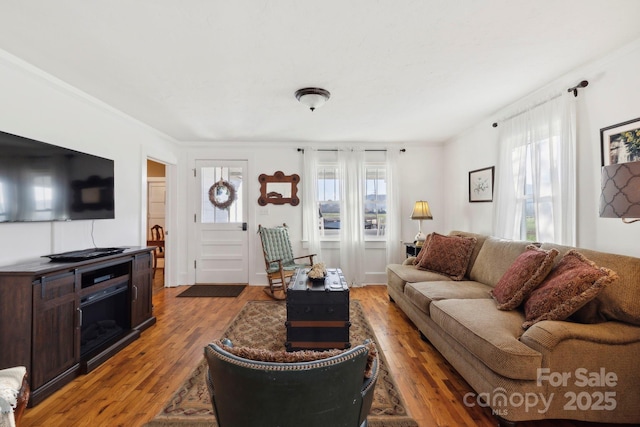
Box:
[0,129,115,222]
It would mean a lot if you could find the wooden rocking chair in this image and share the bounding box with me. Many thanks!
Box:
[258,224,315,300]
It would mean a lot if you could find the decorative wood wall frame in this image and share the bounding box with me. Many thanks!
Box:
[258,171,300,206]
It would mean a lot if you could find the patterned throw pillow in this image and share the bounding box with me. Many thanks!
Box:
[522,250,618,329]
[416,233,477,280]
[491,245,559,310]
[213,339,378,378]
[412,233,433,265]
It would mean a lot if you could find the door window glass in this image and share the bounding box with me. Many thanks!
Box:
[200,166,243,223]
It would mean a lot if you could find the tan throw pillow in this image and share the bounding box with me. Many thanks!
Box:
[417,233,477,280]
[213,339,378,378]
[412,233,433,265]
[215,339,343,362]
[491,245,559,310]
[522,250,618,329]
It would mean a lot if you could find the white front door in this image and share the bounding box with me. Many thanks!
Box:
[195,160,248,284]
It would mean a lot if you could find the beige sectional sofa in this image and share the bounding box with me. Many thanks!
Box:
[386,231,640,425]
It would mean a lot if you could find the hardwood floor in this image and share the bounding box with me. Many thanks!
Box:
[21,284,624,427]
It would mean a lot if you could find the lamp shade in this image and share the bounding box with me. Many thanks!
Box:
[411,201,433,220]
[600,161,640,220]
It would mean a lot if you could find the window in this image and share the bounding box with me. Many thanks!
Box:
[200,166,243,223]
[316,162,387,239]
[317,166,339,236]
[494,93,575,245]
[365,166,386,237]
[516,139,555,241]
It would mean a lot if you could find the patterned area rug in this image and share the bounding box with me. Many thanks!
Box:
[144,300,418,427]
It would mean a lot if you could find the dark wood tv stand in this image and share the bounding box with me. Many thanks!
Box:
[0,247,156,406]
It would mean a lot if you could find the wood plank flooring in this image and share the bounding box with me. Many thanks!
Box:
[20,284,624,427]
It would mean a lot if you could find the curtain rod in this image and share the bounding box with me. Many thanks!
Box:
[492,93,562,128]
[492,79,588,128]
[297,148,406,153]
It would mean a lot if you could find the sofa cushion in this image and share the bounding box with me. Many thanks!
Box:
[430,299,542,380]
[416,233,477,280]
[541,243,640,326]
[491,245,559,310]
[404,280,493,315]
[522,250,618,329]
[469,236,539,287]
[386,263,452,293]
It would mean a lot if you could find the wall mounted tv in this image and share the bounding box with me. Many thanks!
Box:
[0,129,115,222]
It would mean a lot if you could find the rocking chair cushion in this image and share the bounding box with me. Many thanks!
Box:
[261,226,296,270]
[266,263,301,274]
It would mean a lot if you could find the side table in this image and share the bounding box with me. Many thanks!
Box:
[404,242,422,258]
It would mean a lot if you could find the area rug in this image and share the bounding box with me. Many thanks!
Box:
[145,300,418,427]
[176,284,246,298]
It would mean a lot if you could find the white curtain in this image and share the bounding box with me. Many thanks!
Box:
[493,93,576,245]
[385,148,402,265]
[339,148,366,286]
[301,148,323,260]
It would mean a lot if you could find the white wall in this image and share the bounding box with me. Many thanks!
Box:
[178,143,444,285]
[0,45,445,286]
[11,35,636,283]
[442,38,640,257]
[0,50,180,266]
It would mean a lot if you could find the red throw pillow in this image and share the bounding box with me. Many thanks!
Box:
[522,250,618,329]
[416,233,477,280]
[491,245,559,310]
[412,233,433,265]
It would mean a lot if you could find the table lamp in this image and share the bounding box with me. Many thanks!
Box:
[411,200,433,246]
[600,161,640,223]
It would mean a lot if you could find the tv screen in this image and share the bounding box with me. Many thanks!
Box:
[0,130,115,222]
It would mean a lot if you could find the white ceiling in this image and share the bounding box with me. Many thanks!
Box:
[0,1,639,145]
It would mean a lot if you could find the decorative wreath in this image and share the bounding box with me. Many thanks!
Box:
[208,179,236,210]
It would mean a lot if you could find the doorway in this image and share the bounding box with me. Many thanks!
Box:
[147,159,166,290]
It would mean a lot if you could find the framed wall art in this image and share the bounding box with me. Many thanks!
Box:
[600,117,640,166]
[469,166,494,203]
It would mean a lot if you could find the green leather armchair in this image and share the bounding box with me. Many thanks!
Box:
[204,339,378,427]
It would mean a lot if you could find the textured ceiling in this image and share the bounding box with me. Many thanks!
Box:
[0,1,639,145]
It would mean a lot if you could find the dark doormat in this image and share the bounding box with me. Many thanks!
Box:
[176,284,247,298]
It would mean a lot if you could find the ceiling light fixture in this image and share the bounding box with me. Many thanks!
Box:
[295,87,330,111]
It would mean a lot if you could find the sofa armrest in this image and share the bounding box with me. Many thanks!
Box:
[521,320,640,352]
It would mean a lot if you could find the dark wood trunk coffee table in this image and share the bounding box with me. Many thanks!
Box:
[285,268,350,351]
